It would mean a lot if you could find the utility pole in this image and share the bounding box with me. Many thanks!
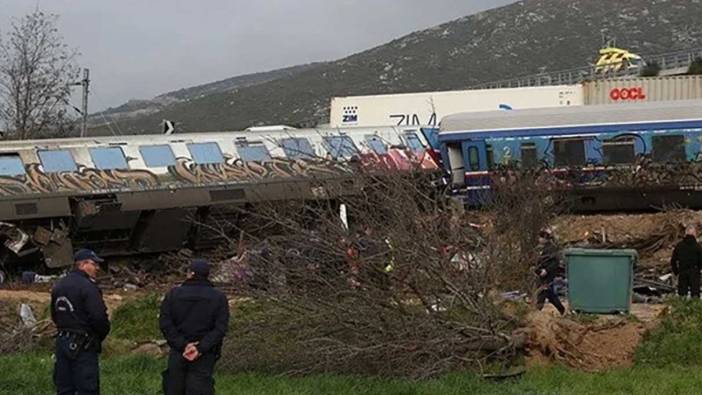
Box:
[80,68,89,137]
[69,68,90,137]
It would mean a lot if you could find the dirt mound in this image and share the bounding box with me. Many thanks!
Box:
[526,312,641,371]
[553,209,702,268]
[525,303,666,371]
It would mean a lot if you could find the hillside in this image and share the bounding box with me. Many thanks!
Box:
[94,0,702,135]
[91,63,324,123]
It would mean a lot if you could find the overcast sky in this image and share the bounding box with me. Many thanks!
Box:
[1,0,515,111]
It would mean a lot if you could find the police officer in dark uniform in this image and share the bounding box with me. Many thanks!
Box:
[160,259,230,395]
[51,249,111,395]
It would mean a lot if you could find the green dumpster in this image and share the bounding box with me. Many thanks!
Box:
[564,248,638,314]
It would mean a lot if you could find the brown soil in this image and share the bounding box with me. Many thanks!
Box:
[552,210,702,269]
[0,289,129,321]
[525,303,666,372]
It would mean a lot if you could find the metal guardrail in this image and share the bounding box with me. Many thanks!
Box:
[472,47,702,90]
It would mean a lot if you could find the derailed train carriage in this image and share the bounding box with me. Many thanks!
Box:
[0,126,437,278]
[437,99,702,211]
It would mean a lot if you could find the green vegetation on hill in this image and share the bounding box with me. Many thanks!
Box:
[94,0,702,135]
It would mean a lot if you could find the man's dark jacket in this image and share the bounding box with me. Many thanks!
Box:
[537,240,560,284]
[159,278,230,355]
[50,270,111,351]
[671,235,702,275]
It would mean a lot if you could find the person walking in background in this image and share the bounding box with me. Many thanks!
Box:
[671,226,702,298]
[51,249,111,395]
[160,259,230,395]
[535,230,566,315]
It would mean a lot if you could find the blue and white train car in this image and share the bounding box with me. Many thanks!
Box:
[438,100,702,211]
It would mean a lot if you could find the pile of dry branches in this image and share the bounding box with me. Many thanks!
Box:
[213,170,561,377]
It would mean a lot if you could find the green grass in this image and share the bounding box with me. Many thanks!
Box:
[3,353,702,395]
[635,298,702,367]
[109,293,162,343]
[6,296,702,394]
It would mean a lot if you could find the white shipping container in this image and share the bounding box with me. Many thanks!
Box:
[330,85,583,128]
[583,75,702,105]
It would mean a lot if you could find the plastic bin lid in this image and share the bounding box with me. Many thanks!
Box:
[564,248,638,259]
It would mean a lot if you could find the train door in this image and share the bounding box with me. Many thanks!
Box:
[463,141,486,172]
[445,142,465,186]
[462,140,490,206]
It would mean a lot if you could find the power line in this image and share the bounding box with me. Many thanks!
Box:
[89,86,125,136]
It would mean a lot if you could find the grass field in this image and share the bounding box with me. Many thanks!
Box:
[4,297,702,394]
[2,353,702,395]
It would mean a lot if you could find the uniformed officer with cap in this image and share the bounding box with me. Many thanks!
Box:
[51,248,111,395]
[160,259,230,395]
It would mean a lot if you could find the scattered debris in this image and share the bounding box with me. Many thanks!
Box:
[19,303,37,328]
[0,221,29,254]
[132,341,168,358]
[21,271,61,284]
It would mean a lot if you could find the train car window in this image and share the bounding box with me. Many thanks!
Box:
[323,136,359,160]
[236,141,272,162]
[89,147,128,170]
[520,143,538,168]
[652,135,686,163]
[365,136,388,155]
[468,146,480,171]
[140,145,176,167]
[187,142,225,165]
[280,138,314,160]
[553,139,586,167]
[0,153,26,177]
[403,132,424,152]
[603,138,635,165]
[486,145,494,170]
[38,150,78,173]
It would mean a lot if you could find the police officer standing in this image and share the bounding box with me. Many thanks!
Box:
[160,259,230,395]
[671,226,702,298]
[51,249,111,395]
